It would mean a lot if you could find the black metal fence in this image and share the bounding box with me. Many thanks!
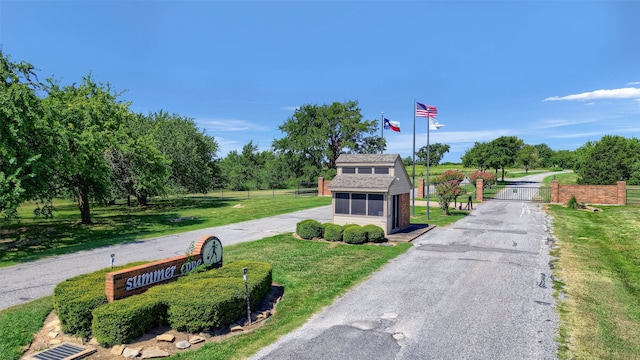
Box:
[627,188,640,205]
[484,185,551,202]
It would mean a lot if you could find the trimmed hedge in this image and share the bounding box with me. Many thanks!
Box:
[296,219,322,239]
[362,224,386,243]
[53,262,147,337]
[90,261,272,346]
[323,224,344,242]
[343,225,367,244]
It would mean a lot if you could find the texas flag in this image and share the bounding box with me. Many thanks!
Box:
[383,118,400,132]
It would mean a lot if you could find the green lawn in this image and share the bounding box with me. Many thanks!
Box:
[547,205,640,359]
[0,194,331,267]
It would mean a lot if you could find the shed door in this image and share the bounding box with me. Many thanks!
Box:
[392,195,400,229]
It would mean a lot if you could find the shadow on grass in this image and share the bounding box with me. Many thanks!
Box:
[0,198,240,265]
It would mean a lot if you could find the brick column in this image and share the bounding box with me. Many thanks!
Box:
[418,178,424,198]
[617,181,626,205]
[318,177,325,196]
[476,179,483,202]
[551,180,559,203]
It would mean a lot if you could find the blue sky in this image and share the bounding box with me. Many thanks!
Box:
[2,1,639,163]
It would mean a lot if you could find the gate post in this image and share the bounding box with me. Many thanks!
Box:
[551,180,559,203]
[476,179,483,202]
[617,181,626,205]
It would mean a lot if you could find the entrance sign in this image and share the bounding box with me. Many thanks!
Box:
[105,235,223,302]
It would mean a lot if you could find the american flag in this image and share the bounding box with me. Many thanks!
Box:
[416,102,437,118]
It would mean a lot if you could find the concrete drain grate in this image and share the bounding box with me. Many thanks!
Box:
[30,343,96,360]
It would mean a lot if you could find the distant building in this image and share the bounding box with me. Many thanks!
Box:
[328,154,411,235]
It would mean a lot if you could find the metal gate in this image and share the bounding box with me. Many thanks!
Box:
[627,188,640,205]
[485,185,551,202]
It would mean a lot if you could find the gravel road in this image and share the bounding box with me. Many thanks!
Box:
[251,172,559,360]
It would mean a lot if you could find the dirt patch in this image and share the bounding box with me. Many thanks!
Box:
[22,285,283,360]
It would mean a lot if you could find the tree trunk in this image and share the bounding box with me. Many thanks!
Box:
[501,168,505,182]
[138,195,148,206]
[77,191,92,225]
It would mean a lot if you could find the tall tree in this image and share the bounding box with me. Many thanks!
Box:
[517,144,539,173]
[461,141,492,171]
[574,135,640,185]
[548,150,576,169]
[534,143,554,168]
[149,111,219,194]
[417,143,450,167]
[43,75,129,224]
[273,100,382,182]
[0,52,56,218]
[487,136,524,181]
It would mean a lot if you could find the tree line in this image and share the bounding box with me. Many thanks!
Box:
[1,53,386,223]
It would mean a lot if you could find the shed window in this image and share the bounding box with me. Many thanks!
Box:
[351,194,367,215]
[358,167,372,174]
[335,193,349,214]
[368,194,384,216]
[374,167,389,174]
[342,167,356,174]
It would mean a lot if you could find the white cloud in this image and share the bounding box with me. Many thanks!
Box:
[544,87,640,102]
[197,118,269,132]
[627,82,640,85]
[534,118,598,129]
[281,106,299,111]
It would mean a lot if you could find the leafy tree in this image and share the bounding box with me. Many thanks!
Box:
[534,143,554,168]
[43,75,129,224]
[548,150,576,169]
[0,52,55,218]
[469,170,495,188]
[629,161,640,186]
[434,170,465,215]
[149,111,219,194]
[574,135,640,185]
[461,141,492,171]
[273,100,382,182]
[517,145,539,173]
[416,143,450,167]
[487,136,524,181]
[106,113,171,206]
[402,156,413,167]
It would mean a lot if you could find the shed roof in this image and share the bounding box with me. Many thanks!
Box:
[335,153,400,165]
[327,174,395,191]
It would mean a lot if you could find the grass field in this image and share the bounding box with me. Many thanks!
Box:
[0,194,331,267]
[547,205,640,359]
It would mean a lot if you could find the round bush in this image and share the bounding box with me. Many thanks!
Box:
[343,225,367,244]
[296,219,322,239]
[362,224,386,243]
[323,224,344,242]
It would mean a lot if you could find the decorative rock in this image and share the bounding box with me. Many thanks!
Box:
[122,347,143,358]
[46,319,60,328]
[140,346,170,359]
[88,337,99,346]
[47,331,59,339]
[49,339,62,345]
[230,325,244,332]
[176,340,191,349]
[188,336,205,344]
[156,334,175,342]
[110,344,126,355]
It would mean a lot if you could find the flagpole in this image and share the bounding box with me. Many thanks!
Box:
[427,116,431,221]
[412,100,416,216]
[381,112,384,154]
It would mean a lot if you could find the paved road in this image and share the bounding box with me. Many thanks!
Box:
[251,172,558,360]
[0,206,332,310]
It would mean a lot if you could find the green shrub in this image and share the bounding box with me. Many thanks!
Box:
[343,225,367,244]
[323,224,344,242]
[89,261,272,345]
[321,222,332,237]
[92,294,167,346]
[362,224,386,243]
[53,262,146,337]
[566,194,585,210]
[296,219,322,239]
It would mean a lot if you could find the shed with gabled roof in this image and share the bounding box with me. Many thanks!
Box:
[328,154,411,235]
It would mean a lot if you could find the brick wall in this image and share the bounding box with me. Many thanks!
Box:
[551,180,626,205]
[399,193,410,229]
[318,177,332,196]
